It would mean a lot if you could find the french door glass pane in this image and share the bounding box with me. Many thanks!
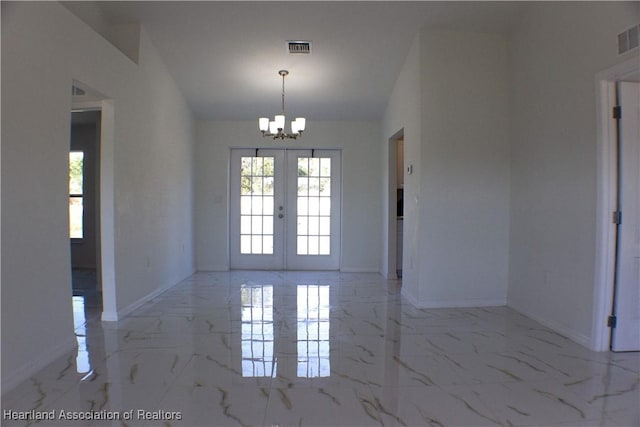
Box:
[297,157,331,256]
[319,237,330,255]
[240,156,275,255]
[296,157,331,255]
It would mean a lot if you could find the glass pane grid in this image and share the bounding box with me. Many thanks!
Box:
[297,157,331,256]
[240,156,275,255]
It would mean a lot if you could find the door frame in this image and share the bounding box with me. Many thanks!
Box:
[610,81,640,351]
[72,89,117,322]
[384,129,404,279]
[592,57,640,351]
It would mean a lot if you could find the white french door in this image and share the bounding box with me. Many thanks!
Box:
[230,149,284,269]
[230,149,341,270]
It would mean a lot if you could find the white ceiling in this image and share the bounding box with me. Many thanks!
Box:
[95,1,526,121]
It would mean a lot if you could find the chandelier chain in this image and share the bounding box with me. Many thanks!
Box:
[281,72,286,115]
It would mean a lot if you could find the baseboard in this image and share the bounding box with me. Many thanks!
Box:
[2,335,76,395]
[508,300,592,349]
[103,272,194,322]
[401,287,422,307]
[379,266,389,278]
[339,267,380,273]
[101,310,118,322]
[196,265,229,272]
[401,292,507,309]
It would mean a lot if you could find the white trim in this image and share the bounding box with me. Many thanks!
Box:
[71,102,102,112]
[401,287,422,307]
[196,265,230,272]
[103,273,193,322]
[1,336,76,395]
[384,129,404,281]
[339,267,380,273]
[383,271,399,280]
[105,280,177,322]
[101,310,118,322]
[592,57,640,352]
[99,99,118,324]
[402,293,507,309]
[512,301,592,349]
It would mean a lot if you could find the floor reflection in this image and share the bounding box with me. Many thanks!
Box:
[297,284,330,378]
[70,270,101,380]
[238,283,332,378]
[4,271,637,427]
[71,296,91,376]
[240,284,276,377]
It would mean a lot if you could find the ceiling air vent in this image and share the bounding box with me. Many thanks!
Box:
[617,24,639,55]
[287,40,312,55]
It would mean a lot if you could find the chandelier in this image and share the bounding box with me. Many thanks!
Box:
[258,70,306,140]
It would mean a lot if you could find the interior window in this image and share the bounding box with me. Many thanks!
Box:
[69,151,84,239]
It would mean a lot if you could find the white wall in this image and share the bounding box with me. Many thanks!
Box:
[380,35,422,297]
[195,120,381,272]
[416,30,511,307]
[508,2,640,347]
[1,2,195,390]
[112,26,196,313]
[382,30,511,308]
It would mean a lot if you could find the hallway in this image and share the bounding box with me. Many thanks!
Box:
[2,272,638,426]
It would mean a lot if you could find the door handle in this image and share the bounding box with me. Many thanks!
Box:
[278,213,284,219]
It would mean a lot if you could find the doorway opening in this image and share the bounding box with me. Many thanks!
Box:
[386,130,405,280]
[70,80,117,324]
[593,58,640,352]
[396,136,404,279]
[69,109,102,324]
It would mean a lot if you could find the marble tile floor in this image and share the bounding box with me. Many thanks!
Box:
[2,271,638,427]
